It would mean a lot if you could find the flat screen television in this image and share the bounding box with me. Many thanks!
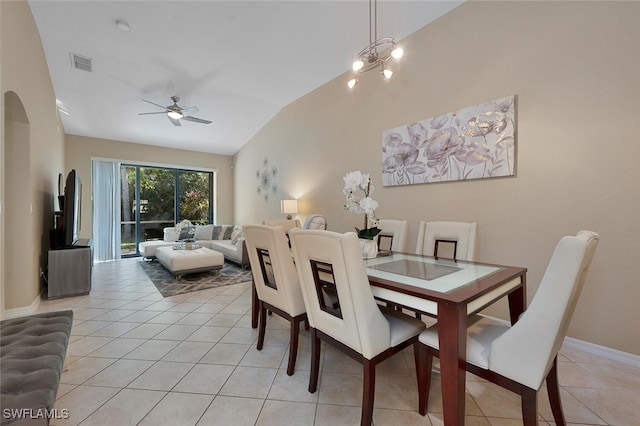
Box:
[63,169,82,246]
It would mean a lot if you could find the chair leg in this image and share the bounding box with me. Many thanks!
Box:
[521,387,539,426]
[416,343,433,416]
[546,357,566,426]
[308,328,321,393]
[362,359,375,426]
[287,316,301,376]
[257,301,266,351]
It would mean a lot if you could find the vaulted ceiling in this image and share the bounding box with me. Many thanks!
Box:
[29,1,462,155]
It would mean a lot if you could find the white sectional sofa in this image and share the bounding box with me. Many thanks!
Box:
[139,222,249,267]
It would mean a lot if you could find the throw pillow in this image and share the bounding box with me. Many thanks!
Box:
[178,226,196,240]
[230,229,243,246]
[211,225,223,240]
[222,225,234,240]
[230,227,242,242]
[194,224,213,240]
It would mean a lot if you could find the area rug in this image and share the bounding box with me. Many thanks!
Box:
[139,260,253,297]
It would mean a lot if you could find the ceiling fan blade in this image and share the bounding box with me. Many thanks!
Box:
[181,105,199,116]
[142,99,168,110]
[182,115,212,124]
[168,116,182,126]
[138,111,168,115]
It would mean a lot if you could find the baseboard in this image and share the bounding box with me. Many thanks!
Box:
[563,336,640,368]
[1,292,42,320]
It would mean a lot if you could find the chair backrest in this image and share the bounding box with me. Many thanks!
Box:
[489,230,599,389]
[377,219,409,252]
[415,221,477,261]
[302,214,328,230]
[289,229,391,359]
[243,225,306,316]
[262,219,301,233]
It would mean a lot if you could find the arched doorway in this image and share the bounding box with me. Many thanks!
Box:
[3,91,32,312]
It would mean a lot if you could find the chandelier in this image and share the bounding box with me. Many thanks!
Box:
[347,0,403,89]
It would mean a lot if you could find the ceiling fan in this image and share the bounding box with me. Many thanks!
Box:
[138,95,212,126]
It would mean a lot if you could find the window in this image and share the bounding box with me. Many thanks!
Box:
[120,165,215,257]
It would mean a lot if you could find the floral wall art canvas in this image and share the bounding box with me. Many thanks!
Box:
[382,95,516,186]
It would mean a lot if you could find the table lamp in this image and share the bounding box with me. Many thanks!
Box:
[281,199,298,220]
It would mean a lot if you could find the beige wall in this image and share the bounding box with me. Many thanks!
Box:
[65,135,235,239]
[235,1,640,354]
[1,0,66,312]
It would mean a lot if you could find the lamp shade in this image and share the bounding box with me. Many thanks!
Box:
[281,199,298,215]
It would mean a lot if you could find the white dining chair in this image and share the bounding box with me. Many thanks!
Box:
[243,224,307,376]
[416,230,599,425]
[415,221,477,261]
[290,229,426,426]
[377,219,409,252]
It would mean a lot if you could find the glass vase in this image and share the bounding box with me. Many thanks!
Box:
[359,238,378,259]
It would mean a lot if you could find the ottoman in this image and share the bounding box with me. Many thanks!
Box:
[156,246,224,278]
[0,310,73,425]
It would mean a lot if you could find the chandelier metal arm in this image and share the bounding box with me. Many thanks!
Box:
[355,37,398,72]
[348,0,402,87]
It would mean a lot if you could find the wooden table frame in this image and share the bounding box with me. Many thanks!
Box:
[250,255,527,426]
[365,255,526,426]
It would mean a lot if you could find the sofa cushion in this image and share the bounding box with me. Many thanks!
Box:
[210,240,240,259]
[194,224,214,240]
[139,240,174,258]
[164,227,180,242]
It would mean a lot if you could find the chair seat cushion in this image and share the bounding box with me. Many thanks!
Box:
[379,306,426,347]
[418,314,509,369]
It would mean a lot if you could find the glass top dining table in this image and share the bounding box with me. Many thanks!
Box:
[364,252,528,425]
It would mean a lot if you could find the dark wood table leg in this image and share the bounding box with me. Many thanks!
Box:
[437,301,467,426]
[251,277,258,329]
[507,272,527,325]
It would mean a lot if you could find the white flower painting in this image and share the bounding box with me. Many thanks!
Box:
[382,95,516,186]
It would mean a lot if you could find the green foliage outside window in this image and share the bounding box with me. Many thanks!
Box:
[120,165,214,255]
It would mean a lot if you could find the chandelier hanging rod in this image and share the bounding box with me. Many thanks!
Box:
[348,0,403,88]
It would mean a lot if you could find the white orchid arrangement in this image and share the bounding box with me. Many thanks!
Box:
[343,171,382,240]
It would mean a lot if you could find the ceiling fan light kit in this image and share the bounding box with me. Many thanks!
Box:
[167,110,183,120]
[139,95,212,126]
[348,0,403,88]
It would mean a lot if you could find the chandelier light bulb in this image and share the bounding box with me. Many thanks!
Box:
[352,60,364,72]
[167,111,183,120]
[391,47,403,59]
[382,69,393,79]
[347,78,358,89]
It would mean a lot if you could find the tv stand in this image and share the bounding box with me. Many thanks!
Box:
[47,244,91,299]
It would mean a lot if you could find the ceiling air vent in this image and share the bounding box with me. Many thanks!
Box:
[70,53,93,72]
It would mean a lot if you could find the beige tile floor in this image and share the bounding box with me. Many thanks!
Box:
[33,257,639,425]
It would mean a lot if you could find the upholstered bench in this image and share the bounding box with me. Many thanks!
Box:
[156,246,224,278]
[0,310,73,426]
